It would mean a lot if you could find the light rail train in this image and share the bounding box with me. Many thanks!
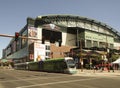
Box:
[14,57,77,74]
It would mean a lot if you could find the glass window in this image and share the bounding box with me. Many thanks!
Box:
[93,41,98,47]
[46,52,50,56]
[21,29,28,48]
[42,29,62,43]
[86,40,92,48]
[110,44,114,49]
[46,45,50,50]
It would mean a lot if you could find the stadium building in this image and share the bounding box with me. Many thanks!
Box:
[2,15,120,63]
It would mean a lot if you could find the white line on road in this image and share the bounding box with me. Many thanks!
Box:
[16,78,100,88]
[0,75,71,83]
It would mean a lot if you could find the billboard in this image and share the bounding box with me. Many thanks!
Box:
[34,42,45,61]
[28,26,38,44]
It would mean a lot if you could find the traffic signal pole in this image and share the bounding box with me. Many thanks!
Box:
[0,33,41,40]
[0,34,15,38]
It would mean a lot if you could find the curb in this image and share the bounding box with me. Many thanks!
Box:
[72,70,120,77]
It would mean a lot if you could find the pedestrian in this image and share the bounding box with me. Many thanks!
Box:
[93,65,96,73]
[111,65,114,72]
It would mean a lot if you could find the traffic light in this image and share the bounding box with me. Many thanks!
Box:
[15,32,19,41]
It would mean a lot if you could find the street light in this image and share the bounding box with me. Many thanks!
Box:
[105,35,111,72]
[107,48,110,72]
[80,39,83,72]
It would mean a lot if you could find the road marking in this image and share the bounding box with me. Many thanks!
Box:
[16,78,100,88]
[0,75,71,83]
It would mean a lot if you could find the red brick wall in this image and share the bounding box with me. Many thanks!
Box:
[50,44,74,58]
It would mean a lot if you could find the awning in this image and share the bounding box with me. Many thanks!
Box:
[96,51,107,55]
[0,59,12,63]
[0,59,8,63]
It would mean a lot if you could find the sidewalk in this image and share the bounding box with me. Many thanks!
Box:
[73,69,120,77]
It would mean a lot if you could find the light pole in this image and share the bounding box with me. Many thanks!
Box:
[105,35,110,72]
[107,48,110,72]
[80,39,83,72]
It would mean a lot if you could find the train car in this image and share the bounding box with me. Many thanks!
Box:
[14,62,29,70]
[14,57,77,74]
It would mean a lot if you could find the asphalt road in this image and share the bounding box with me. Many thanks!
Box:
[0,69,120,88]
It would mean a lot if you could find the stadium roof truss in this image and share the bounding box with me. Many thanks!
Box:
[34,15,120,38]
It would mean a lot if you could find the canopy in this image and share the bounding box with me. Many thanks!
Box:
[112,58,120,64]
[0,59,12,63]
[0,59,8,63]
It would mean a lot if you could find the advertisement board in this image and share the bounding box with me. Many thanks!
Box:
[28,26,38,44]
[34,42,45,61]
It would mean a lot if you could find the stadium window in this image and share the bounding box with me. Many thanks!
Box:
[42,29,62,43]
[46,45,50,50]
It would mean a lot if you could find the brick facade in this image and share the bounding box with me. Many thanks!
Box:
[50,44,74,58]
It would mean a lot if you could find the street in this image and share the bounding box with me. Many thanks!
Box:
[0,69,120,88]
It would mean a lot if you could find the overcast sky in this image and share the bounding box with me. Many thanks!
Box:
[0,0,120,58]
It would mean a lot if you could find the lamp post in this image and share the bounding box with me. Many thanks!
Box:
[107,48,110,72]
[80,39,83,72]
[105,35,110,72]
[76,28,84,72]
